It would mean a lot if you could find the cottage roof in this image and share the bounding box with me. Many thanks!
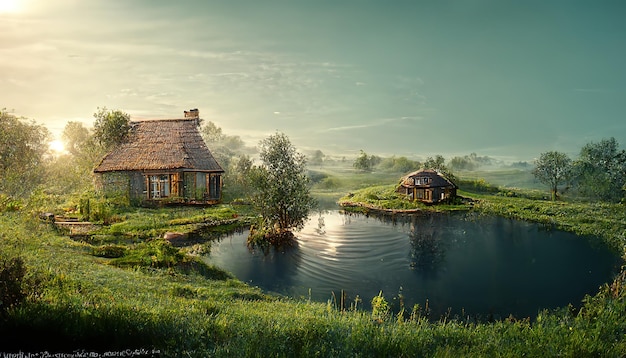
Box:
[400,169,456,188]
[93,118,223,173]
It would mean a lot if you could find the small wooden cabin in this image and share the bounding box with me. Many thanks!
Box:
[397,169,457,204]
[93,112,224,205]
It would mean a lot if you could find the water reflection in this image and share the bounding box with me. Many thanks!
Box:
[203,211,622,320]
[408,215,446,275]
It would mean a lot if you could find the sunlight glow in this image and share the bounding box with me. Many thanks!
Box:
[0,0,21,13]
[49,139,65,153]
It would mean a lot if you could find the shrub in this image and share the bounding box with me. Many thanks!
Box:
[317,177,342,190]
[0,256,27,314]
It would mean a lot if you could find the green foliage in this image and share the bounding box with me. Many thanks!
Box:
[249,132,316,239]
[200,120,225,143]
[223,154,253,200]
[353,149,377,172]
[79,193,115,223]
[0,256,27,314]
[317,177,343,190]
[0,110,49,197]
[423,155,457,184]
[309,149,326,167]
[0,193,22,212]
[448,152,494,171]
[45,121,104,196]
[339,185,428,211]
[573,137,626,202]
[458,178,500,194]
[109,240,186,268]
[61,121,90,156]
[199,121,254,200]
[532,151,572,201]
[92,107,131,150]
[371,291,390,321]
[377,155,421,173]
[91,244,127,258]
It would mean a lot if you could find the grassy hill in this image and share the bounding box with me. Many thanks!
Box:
[1,174,626,356]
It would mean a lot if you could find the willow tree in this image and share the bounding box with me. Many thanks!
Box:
[248,132,316,246]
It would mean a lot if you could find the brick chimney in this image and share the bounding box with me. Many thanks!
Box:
[184,108,199,118]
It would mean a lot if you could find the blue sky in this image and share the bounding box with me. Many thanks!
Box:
[1,0,625,161]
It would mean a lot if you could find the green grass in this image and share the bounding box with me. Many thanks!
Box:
[458,168,542,190]
[2,178,626,356]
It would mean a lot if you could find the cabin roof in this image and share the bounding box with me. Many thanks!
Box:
[399,169,456,188]
[93,118,223,173]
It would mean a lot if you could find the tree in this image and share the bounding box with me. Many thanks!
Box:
[573,137,626,202]
[378,156,421,173]
[61,121,90,156]
[423,155,457,184]
[248,132,316,246]
[225,154,253,200]
[449,156,478,171]
[532,151,572,201]
[92,107,131,150]
[200,121,224,144]
[353,150,373,172]
[46,121,103,194]
[199,121,254,199]
[309,150,325,167]
[0,110,49,197]
[448,153,492,172]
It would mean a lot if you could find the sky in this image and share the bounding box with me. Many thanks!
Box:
[1,0,625,162]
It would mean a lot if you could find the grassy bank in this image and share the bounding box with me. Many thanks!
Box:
[2,187,626,356]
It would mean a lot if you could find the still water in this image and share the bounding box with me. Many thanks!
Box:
[204,211,622,319]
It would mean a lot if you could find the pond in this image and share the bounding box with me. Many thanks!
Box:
[203,211,622,320]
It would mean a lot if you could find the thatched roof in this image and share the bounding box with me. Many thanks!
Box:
[399,169,456,188]
[94,118,223,173]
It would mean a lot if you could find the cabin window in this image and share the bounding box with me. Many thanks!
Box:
[149,175,170,199]
[415,177,429,185]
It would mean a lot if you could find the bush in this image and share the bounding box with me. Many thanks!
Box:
[0,194,22,212]
[317,177,343,190]
[0,256,27,314]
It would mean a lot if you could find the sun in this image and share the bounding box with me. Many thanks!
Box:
[49,139,66,154]
[0,0,21,13]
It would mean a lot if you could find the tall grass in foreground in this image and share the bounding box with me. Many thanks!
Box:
[1,195,626,356]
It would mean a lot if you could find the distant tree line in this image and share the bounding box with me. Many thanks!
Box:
[350,150,457,184]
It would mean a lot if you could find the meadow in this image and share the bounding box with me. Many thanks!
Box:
[1,167,625,356]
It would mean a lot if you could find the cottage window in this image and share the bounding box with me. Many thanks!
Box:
[149,175,170,199]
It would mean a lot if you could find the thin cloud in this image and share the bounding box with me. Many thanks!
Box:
[322,116,423,133]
